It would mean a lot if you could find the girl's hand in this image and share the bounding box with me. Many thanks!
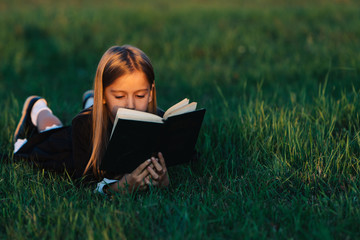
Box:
[108,159,151,193]
[144,152,169,188]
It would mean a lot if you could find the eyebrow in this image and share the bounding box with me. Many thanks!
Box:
[110,89,149,93]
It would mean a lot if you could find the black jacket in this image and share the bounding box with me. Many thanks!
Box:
[14,107,164,182]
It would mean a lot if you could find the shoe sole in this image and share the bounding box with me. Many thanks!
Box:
[13,96,40,140]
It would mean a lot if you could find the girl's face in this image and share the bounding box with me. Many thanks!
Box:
[104,71,153,121]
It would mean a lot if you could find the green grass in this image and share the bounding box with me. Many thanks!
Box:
[1,0,360,239]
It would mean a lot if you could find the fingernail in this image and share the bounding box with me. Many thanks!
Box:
[147,159,151,162]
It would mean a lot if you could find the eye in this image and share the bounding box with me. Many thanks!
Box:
[115,96,124,99]
[136,95,145,98]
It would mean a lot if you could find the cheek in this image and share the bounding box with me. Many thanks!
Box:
[105,100,124,118]
[105,104,117,119]
[135,97,150,112]
[111,107,118,118]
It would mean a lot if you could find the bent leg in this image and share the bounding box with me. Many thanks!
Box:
[36,110,63,132]
[30,98,63,132]
[13,96,63,153]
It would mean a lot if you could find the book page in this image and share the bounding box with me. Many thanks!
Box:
[116,108,163,122]
[111,108,163,138]
[163,98,189,119]
[164,102,197,120]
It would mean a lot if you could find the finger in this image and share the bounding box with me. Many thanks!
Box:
[133,159,151,175]
[137,168,150,180]
[147,163,155,170]
[138,178,149,190]
[137,162,156,180]
[158,152,167,171]
[144,176,159,187]
[144,176,151,185]
[151,157,163,172]
[150,178,159,186]
[147,165,159,180]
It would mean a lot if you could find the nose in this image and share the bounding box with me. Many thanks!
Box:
[126,96,135,110]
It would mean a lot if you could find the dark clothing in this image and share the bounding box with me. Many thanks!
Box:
[70,107,94,179]
[14,107,165,182]
[14,107,94,180]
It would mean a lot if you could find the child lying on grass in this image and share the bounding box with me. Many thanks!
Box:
[13,45,169,194]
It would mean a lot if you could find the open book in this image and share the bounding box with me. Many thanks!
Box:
[100,98,206,174]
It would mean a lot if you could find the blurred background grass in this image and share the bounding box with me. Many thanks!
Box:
[1,0,360,239]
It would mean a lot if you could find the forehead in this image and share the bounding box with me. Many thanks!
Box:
[108,71,150,91]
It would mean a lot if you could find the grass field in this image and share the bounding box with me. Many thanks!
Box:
[1,0,360,239]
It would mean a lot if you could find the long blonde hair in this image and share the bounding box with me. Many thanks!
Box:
[84,45,157,177]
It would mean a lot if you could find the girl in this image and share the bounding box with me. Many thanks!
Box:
[13,45,169,194]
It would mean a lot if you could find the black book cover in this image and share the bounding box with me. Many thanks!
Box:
[100,109,206,174]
